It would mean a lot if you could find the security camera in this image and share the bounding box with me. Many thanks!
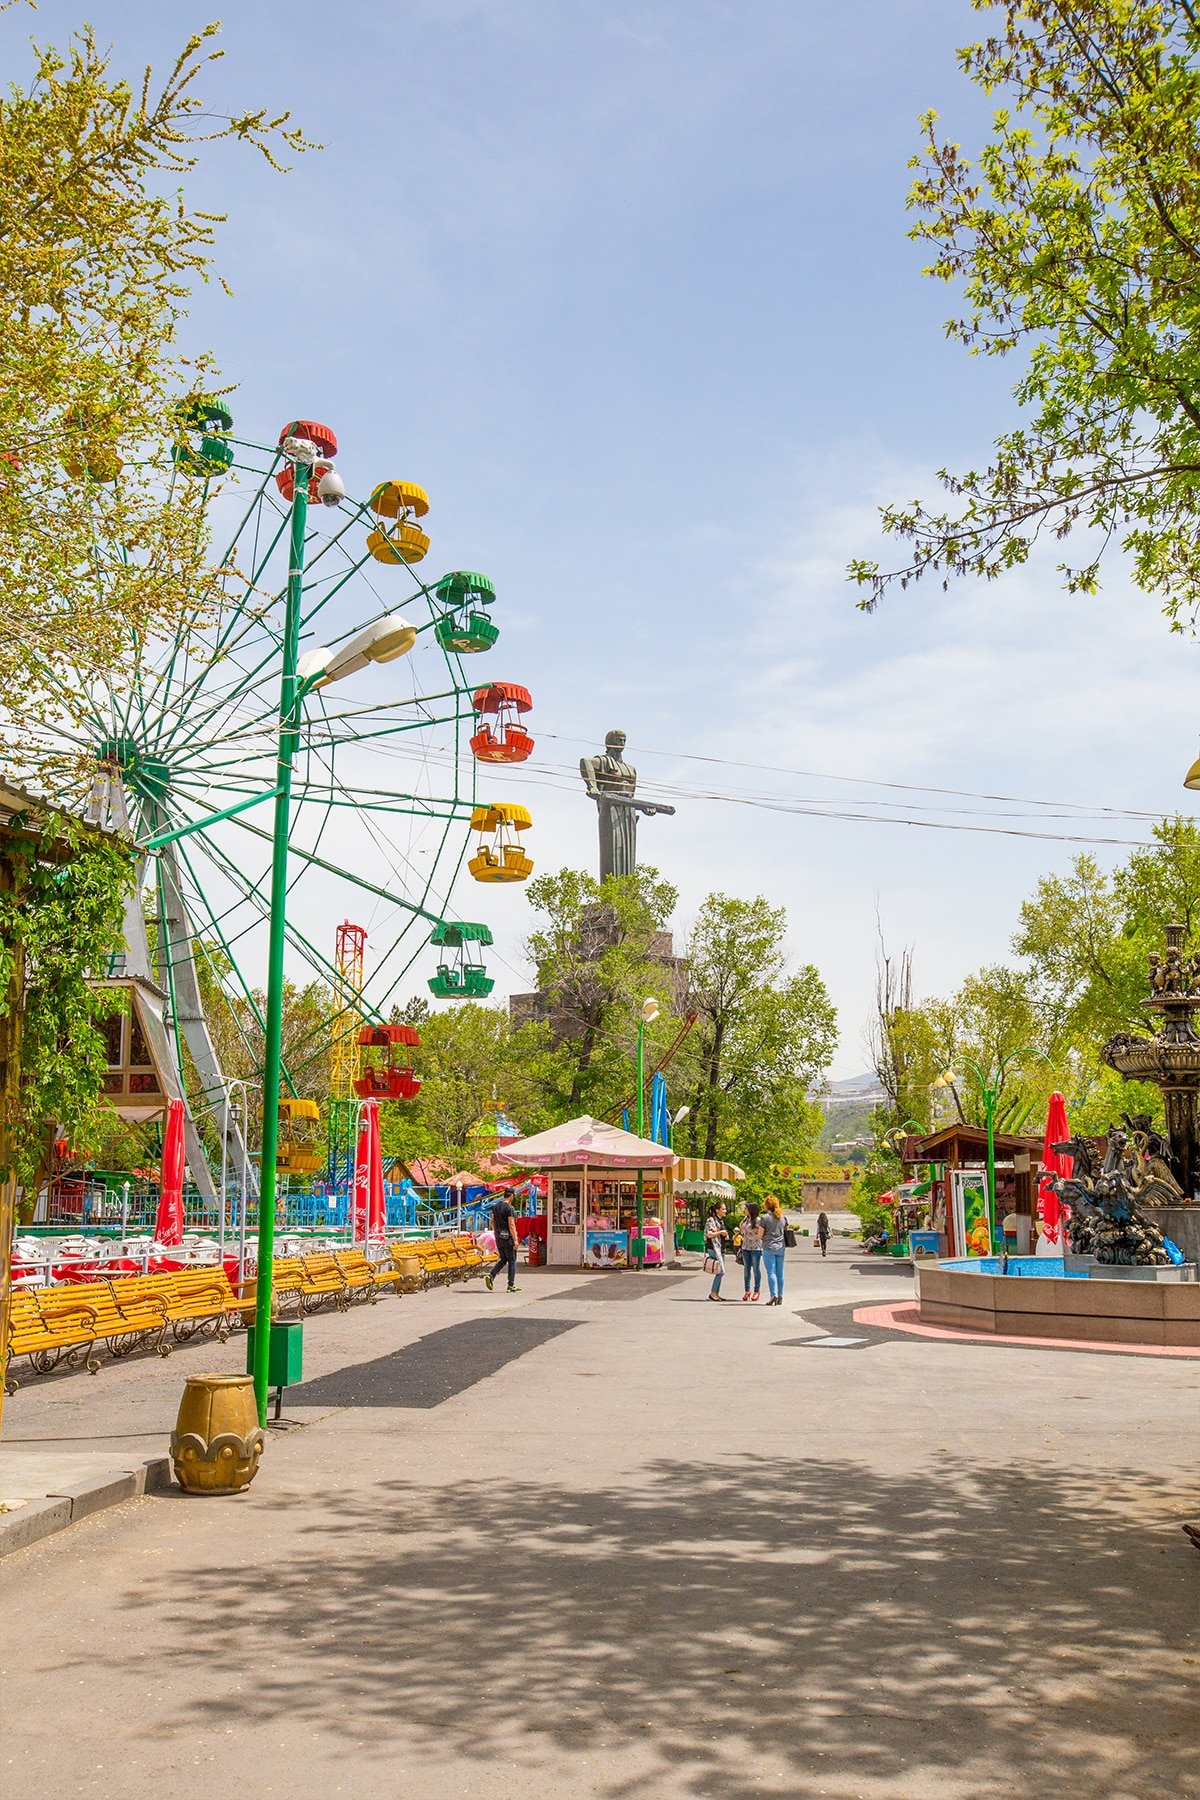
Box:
[317,467,346,507]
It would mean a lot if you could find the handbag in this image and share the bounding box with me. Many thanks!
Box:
[783,1221,797,1248]
[734,1247,743,1265]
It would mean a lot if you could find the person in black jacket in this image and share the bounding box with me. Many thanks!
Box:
[485,1194,521,1293]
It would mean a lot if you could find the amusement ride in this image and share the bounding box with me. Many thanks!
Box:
[12,401,537,1226]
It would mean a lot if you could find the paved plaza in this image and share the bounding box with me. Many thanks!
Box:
[1,1240,1198,1799]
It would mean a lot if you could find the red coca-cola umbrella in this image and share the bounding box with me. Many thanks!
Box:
[353,1100,386,1244]
[1037,1091,1073,1252]
[154,1098,186,1247]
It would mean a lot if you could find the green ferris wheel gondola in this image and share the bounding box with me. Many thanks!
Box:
[427,920,495,999]
[171,394,236,476]
[433,570,499,654]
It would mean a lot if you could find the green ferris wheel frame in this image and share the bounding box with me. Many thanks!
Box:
[12,406,526,1420]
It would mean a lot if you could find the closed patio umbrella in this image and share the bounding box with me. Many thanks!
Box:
[353,1101,386,1244]
[154,1099,186,1247]
[1037,1091,1073,1255]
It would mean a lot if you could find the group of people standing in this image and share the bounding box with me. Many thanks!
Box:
[703,1199,831,1303]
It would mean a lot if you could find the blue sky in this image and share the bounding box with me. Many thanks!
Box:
[13,3,1200,1075]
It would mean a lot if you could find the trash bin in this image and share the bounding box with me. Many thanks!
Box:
[246,1319,304,1395]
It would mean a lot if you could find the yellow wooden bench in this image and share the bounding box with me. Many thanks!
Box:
[5,1291,100,1390]
[332,1248,406,1298]
[449,1233,485,1272]
[106,1270,241,1342]
[5,1283,170,1390]
[64,1284,172,1359]
[386,1243,430,1291]
[235,1258,306,1318]
[284,1254,349,1315]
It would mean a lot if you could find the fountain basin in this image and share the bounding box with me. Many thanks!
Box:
[916,1262,1200,1346]
[939,1257,1081,1278]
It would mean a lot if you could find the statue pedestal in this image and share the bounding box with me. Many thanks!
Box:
[1143,1205,1200,1267]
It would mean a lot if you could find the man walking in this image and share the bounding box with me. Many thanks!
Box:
[485,1192,521,1293]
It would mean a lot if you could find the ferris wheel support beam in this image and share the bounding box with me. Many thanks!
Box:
[151,832,258,1205]
[84,765,255,1209]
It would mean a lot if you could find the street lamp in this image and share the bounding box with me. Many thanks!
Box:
[634,997,659,1269]
[252,445,424,1425]
[881,1118,922,1159]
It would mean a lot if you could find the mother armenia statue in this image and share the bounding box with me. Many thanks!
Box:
[579,729,675,881]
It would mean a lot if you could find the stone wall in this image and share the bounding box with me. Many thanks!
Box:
[800,1179,854,1211]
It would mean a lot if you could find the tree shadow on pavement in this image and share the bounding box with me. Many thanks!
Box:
[132,1454,1198,1799]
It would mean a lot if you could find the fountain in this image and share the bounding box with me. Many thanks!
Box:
[912,920,1200,1341]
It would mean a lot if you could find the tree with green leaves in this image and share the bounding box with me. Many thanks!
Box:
[675,894,837,1190]
[0,803,134,1202]
[380,1004,562,1170]
[0,22,312,735]
[868,819,1200,1157]
[850,0,1200,629]
[1016,816,1200,1037]
[524,866,681,1117]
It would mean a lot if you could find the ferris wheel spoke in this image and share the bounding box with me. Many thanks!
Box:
[164,463,283,681]
[166,726,282,776]
[223,811,447,928]
[153,636,284,755]
[190,827,356,994]
[174,838,304,1098]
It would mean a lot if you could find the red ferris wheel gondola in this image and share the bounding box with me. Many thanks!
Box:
[353,1024,421,1101]
[274,419,339,502]
[470,681,534,764]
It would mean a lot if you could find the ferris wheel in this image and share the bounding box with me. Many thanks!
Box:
[13,402,536,1199]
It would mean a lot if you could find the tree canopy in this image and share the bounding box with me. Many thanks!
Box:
[868,815,1199,1173]
[524,865,681,1118]
[674,893,837,1186]
[850,0,1200,629]
[0,22,312,733]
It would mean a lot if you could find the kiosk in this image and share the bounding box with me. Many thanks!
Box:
[493,1116,675,1268]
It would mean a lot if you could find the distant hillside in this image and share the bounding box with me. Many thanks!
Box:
[818,1073,886,1108]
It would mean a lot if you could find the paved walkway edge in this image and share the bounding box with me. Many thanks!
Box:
[0,1455,173,1559]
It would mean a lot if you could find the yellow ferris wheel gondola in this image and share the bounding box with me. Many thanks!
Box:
[468,801,533,883]
[366,479,431,564]
[277,1097,322,1176]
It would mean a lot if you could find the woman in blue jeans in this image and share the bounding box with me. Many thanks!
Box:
[739,1201,763,1301]
[760,1194,787,1305]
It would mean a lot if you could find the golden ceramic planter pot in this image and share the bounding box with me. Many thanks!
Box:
[171,1373,265,1494]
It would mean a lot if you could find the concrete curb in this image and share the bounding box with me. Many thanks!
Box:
[0,1456,173,1561]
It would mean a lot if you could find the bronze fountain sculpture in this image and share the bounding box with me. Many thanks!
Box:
[1049,921,1199,1264]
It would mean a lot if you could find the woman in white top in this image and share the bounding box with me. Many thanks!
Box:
[739,1201,764,1302]
[704,1201,728,1301]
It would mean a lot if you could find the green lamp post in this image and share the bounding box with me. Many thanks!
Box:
[935,1050,1050,1252]
[251,440,423,1424]
[634,996,659,1270]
